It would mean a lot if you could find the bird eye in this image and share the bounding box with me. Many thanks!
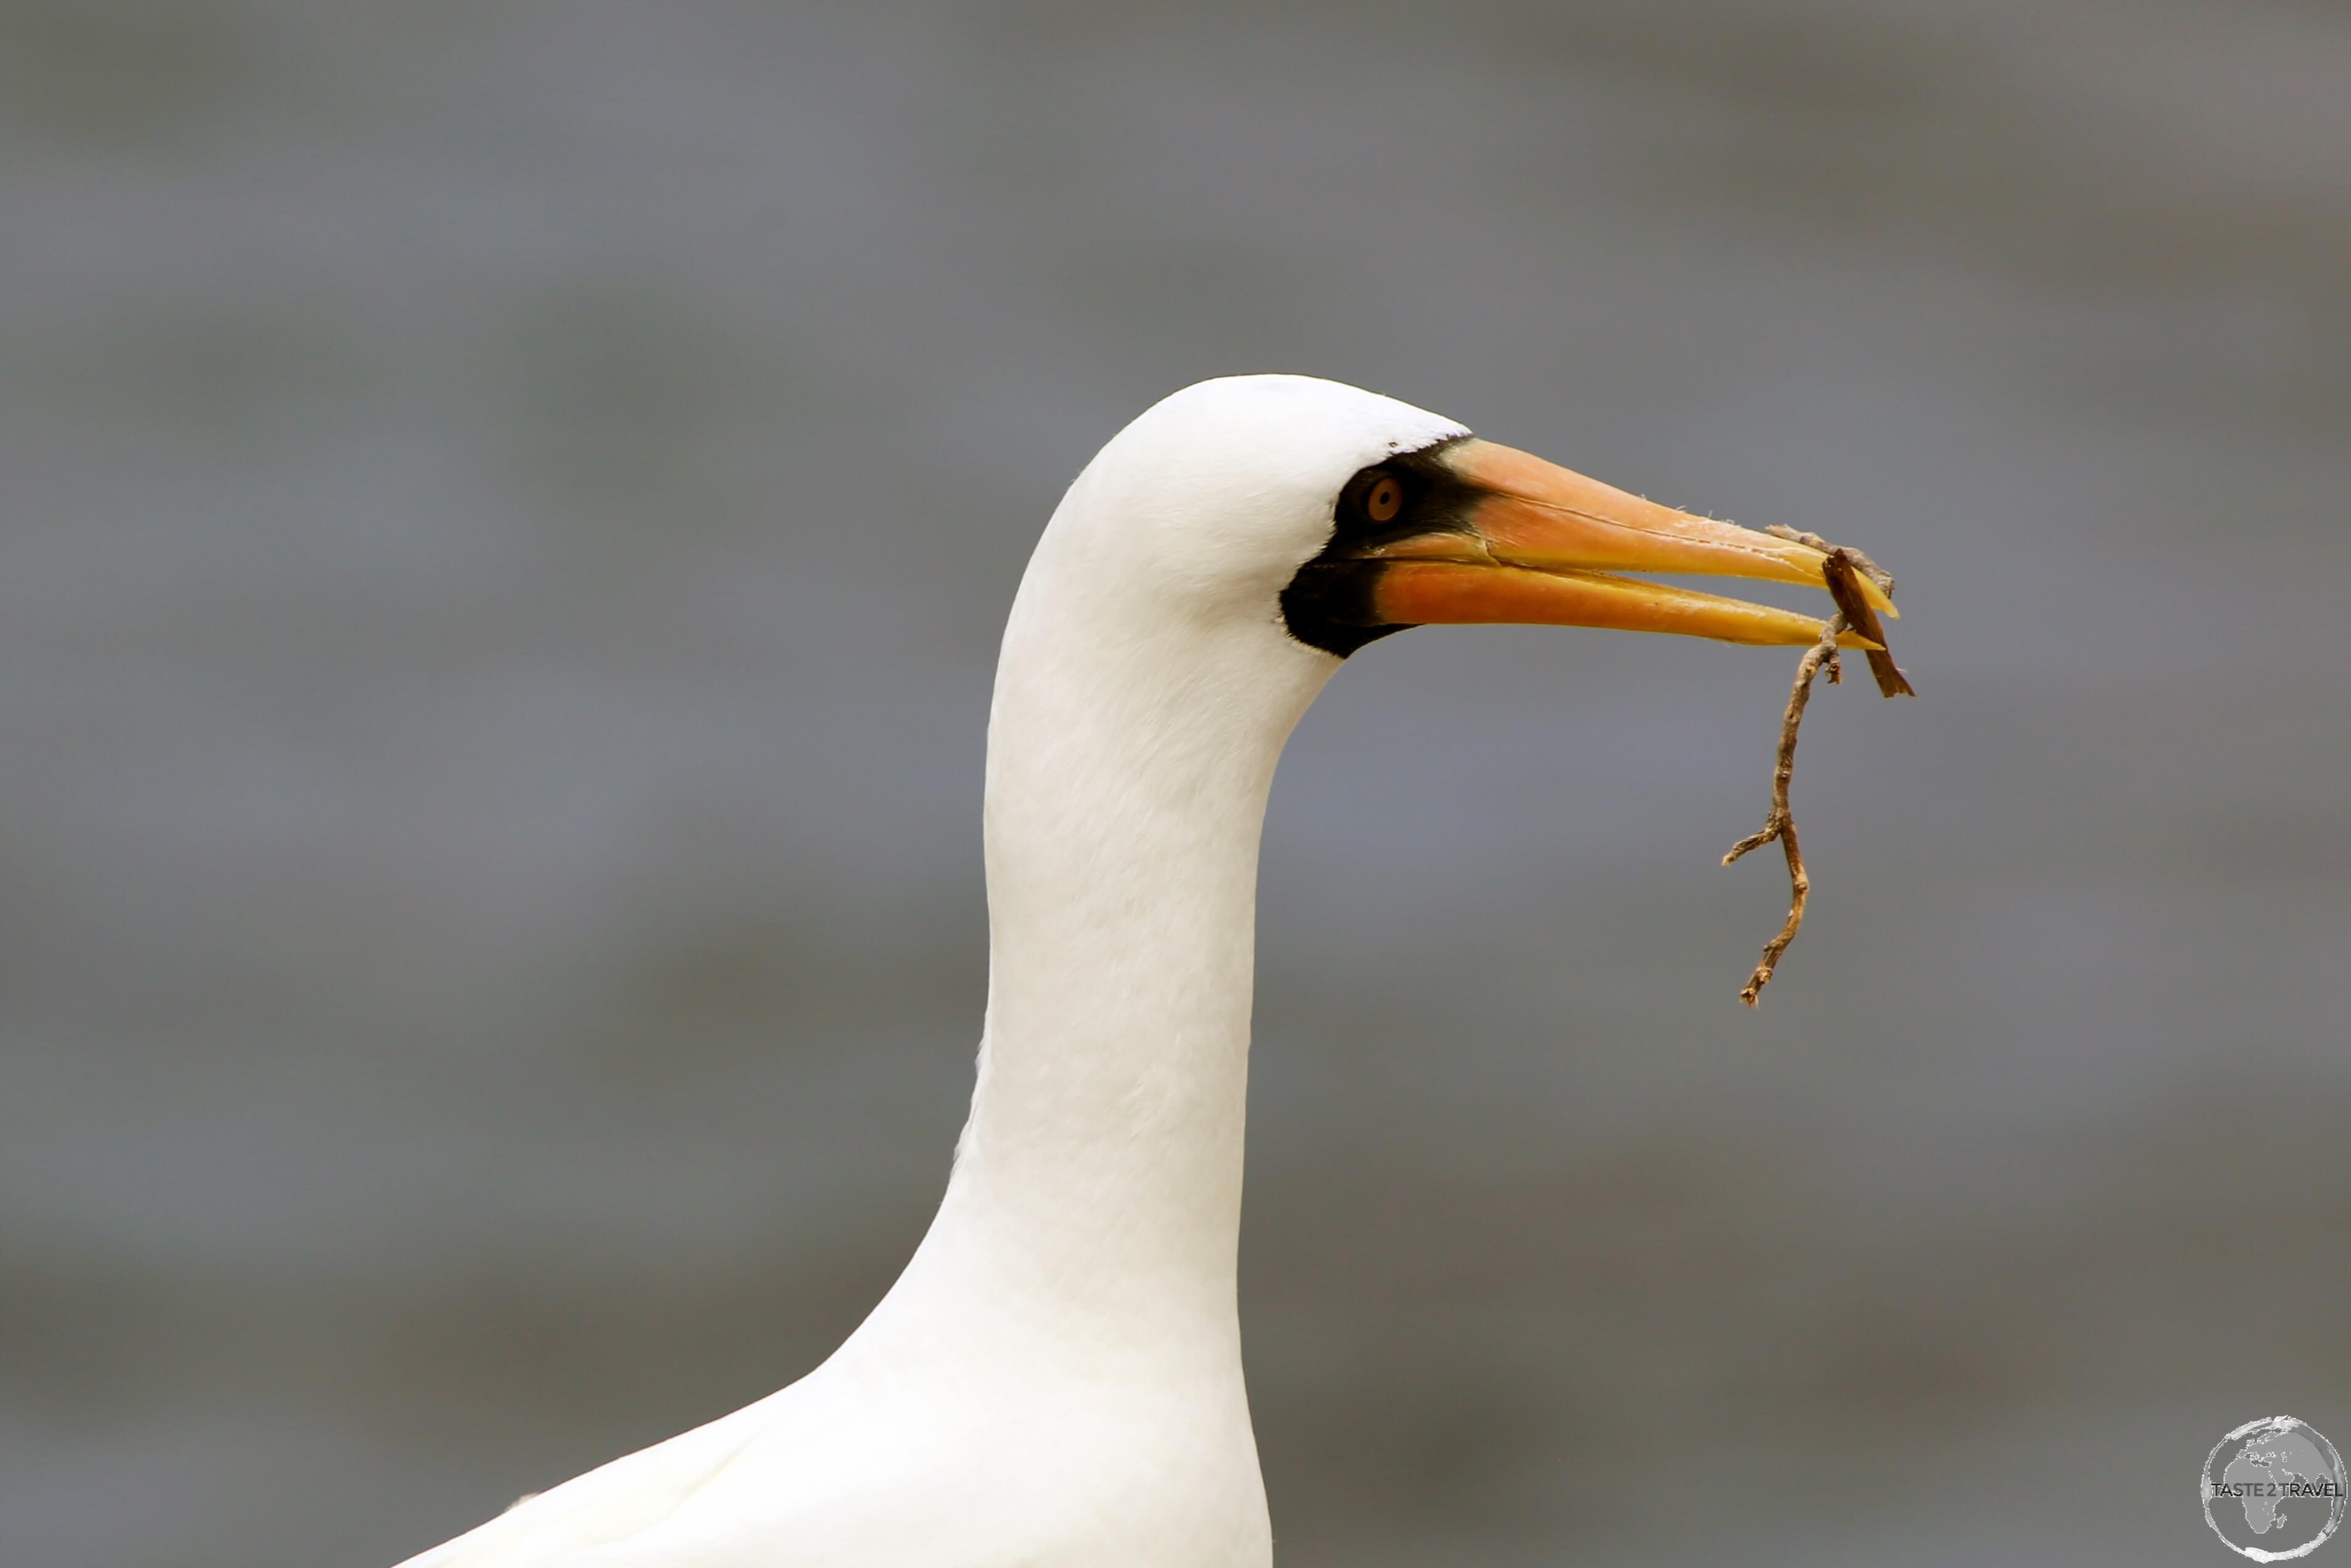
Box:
[1364,473,1403,524]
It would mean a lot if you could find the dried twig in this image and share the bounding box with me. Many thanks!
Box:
[1723,545,1914,1006]
[1766,527,1914,697]
[1722,611,1841,1005]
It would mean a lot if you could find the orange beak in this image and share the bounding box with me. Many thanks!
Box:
[1363,439,1891,647]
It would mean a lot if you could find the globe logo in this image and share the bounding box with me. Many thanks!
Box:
[2202,1416,2347,1561]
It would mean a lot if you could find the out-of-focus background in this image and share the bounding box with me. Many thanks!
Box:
[4,2,2347,1564]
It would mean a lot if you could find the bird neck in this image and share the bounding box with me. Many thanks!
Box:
[935,553,1337,1337]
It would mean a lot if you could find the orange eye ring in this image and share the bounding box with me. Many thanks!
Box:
[1364,474,1402,524]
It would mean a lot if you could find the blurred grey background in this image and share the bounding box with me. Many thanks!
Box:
[3,2,2347,1564]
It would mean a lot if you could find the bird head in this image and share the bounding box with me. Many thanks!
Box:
[1045,373,1889,660]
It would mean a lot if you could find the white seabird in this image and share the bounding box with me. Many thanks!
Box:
[394,375,1888,1567]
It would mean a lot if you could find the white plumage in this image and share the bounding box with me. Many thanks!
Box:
[396,375,1862,1567]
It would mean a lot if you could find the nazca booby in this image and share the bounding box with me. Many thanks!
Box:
[394,375,1887,1567]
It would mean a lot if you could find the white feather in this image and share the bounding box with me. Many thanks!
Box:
[394,376,1468,1568]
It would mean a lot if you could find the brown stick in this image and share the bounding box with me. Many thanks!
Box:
[1766,528,1914,698]
[1723,539,1914,1004]
[1723,608,1845,1005]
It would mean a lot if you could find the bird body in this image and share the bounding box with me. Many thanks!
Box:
[395,376,1878,1567]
